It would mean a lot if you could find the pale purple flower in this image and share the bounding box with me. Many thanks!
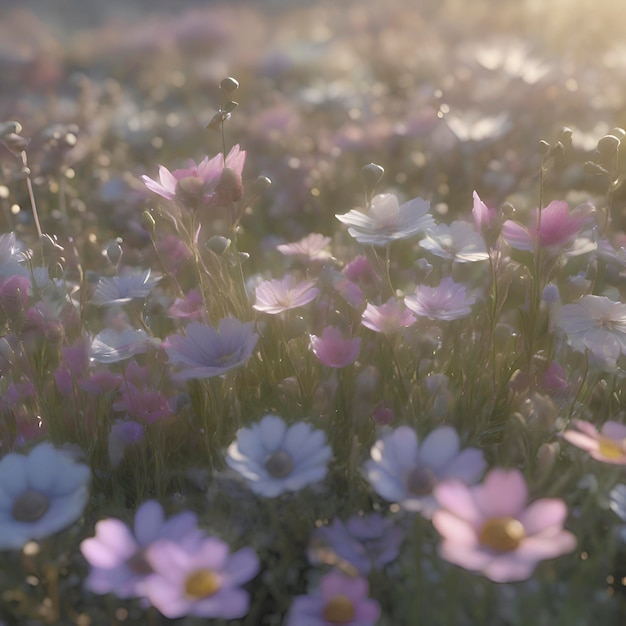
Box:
[286,571,380,626]
[501,200,589,253]
[610,484,626,522]
[226,414,332,497]
[361,298,416,333]
[0,275,30,318]
[276,233,332,261]
[334,277,364,309]
[0,232,28,277]
[404,277,476,321]
[342,255,379,285]
[308,513,404,575]
[432,468,576,582]
[556,295,626,368]
[164,317,257,380]
[472,191,497,234]
[0,443,90,549]
[419,221,489,263]
[562,419,626,465]
[167,288,204,320]
[93,269,161,306]
[311,326,360,368]
[142,145,245,210]
[90,328,151,364]
[142,537,259,619]
[336,193,434,246]
[540,361,569,396]
[108,420,145,468]
[364,426,486,517]
[81,500,202,598]
[253,275,320,315]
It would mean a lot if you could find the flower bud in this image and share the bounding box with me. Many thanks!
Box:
[597,134,621,156]
[220,76,240,93]
[206,235,231,256]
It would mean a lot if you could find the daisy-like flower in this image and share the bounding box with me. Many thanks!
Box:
[253,275,320,315]
[419,221,489,263]
[364,426,486,518]
[141,145,245,210]
[361,298,416,333]
[501,200,589,253]
[308,513,404,575]
[276,233,332,261]
[432,468,576,582]
[164,317,258,380]
[81,500,202,598]
[0,443,90,550]
[142,537,259,619]
[90,328,151,364]
[310,326,361,368]
[93,269,161,306]
[226,414,332,498]
[286,571,380,626]
[336,193,434,247]
[556,295,626,368]
[404,277,476,321]
[562,419,626,464]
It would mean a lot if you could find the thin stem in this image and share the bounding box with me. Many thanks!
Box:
[21,151,43,239]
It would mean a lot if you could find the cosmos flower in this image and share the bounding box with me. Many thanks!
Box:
[404,277,476,321]
[562,419,626,465]
[89,328,151,364]
[164,317,257,380]
[81,500,202,598]
[142,537,259,619]
[361,298,416,333]
[556,295,626,369]
[286,571,380,626]
[0,443,90,550]
[93,269,161,306]
[364,426,486,517]
[226,414,332,498]
[419,221,489,263]
[276,233,332,261]
[142,145,245,210]
[253,275,320,315]
[310,326,361,368]
[432,468,576,582]
[336,193,434,247]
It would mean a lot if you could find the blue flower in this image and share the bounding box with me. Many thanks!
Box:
[226,415,332,497]
[0,442,90,549]
[93,269,162,306]
[90,328,151,364]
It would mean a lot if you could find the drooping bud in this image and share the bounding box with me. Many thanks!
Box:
[206,235,231,256]
[538,139,551,155]
[0,121,23,137]
[361,163,385,197]
[220,76,240,93]
[597,134,621,156]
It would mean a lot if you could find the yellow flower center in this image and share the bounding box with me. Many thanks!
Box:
[184,569,221,599]
[322,595,356,624]
[479,517,525,552]
[598,436,624,459]
[11,489,50,522]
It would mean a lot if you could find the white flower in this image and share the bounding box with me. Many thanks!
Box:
[90,328,151,363]
[0,443,90,549]
[556,295,626,369]
[93,269,161,306]
[419,221,489,263]
[226,415,332,497]
[404,277,477,321]
[336,194,434,247]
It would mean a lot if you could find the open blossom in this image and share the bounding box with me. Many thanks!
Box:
[419,221,489,263]
[501,200,589,252]
[141,145,245,210]
[432,468,576,582]
[276,233,332,261]
[93,269,161,306]
[286,571,380,626]
[562,419,626,464]
[361,298,416,333]
[336,193,434,246]
[164,317,257,380]
[404,277,476,321]
[364,426,486,518]
[226,414,332,497]
[556,295,626,369]
[311,326,360,368]
[253,275,319,314]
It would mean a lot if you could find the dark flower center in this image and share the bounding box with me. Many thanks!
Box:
[322,595,356,624]
[126,550,153,576]
[12,489,50,522]
[406,466,436,496]
[264,450,294,478]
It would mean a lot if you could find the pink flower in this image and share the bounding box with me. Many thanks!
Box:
[562,419,626,464]
[404,277,476,321]
[432,468,576,582]
[168,289,204,321]
[501,200,589,252]
[253,275,319,315]
[310,326,360,368]
[362,298,416,333]
[142,145,245,210]
[276,233,332,261]
[472,191,497,233]
[286,571,380,626]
